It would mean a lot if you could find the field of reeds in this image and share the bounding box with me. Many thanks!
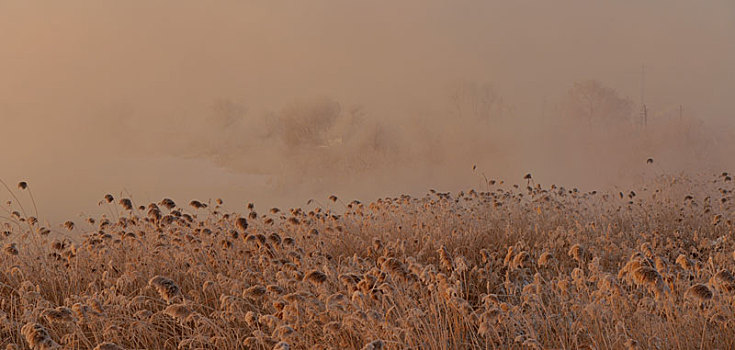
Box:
[1,173,734,349]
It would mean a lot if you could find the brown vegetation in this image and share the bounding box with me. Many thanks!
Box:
[1,174,734,349]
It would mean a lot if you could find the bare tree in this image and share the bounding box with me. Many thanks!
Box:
[448,81,507,120]
[209,98,247,129]
[274,97,342,150]
[562,80,633,126]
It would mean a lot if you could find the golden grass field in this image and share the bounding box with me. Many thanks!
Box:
[1,174,734,349]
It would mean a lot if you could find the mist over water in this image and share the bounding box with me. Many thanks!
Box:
[1,1,733,223]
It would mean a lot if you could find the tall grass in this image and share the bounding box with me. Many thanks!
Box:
[0,173,733,349]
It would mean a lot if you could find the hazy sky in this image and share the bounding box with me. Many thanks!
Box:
[1,1,733,223]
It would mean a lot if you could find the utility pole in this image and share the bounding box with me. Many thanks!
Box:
[640,64,648,128]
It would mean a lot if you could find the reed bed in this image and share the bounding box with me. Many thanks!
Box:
[0,173,734,349]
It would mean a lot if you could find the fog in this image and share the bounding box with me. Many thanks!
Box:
[1,1,734,223]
